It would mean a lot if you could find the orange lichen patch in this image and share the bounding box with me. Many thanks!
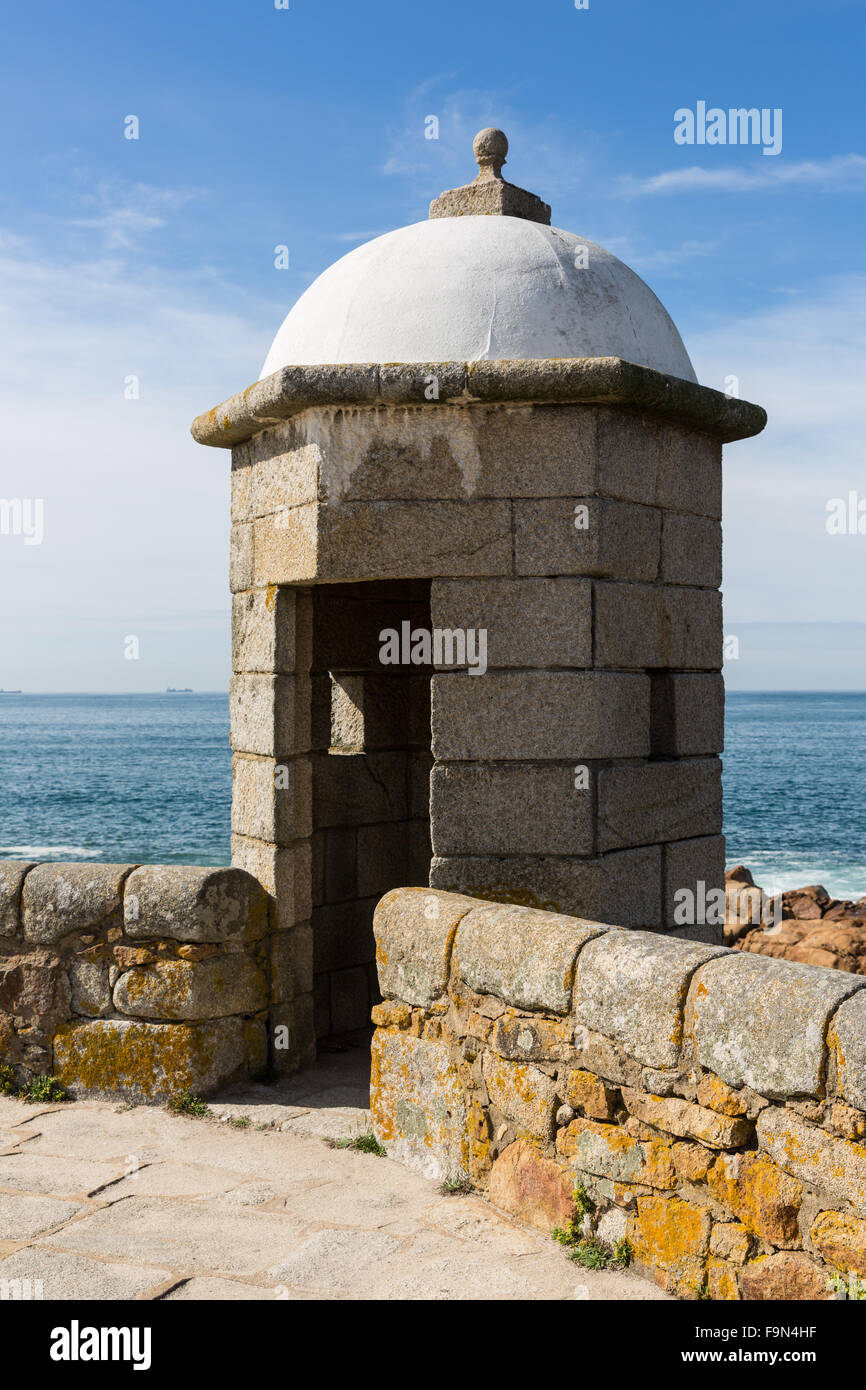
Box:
[264,583,278,612]
[707,1255,740,1301]
[707,1152,802,1245]
[673,1141,712,1184]
[113,946,156,968]
[369,1028,469,1173]
[557,1117,676,1190]
[482,1053,556,1139]
[467,1099,492,1182]
[371,1002,411,1029]
[696,1072,747,1117]
[52,1020,226,1102]
[739,1252,831,1301]
[628,1194,711,1277]
[811,1210,866,1276]
[564,1068,619,1120]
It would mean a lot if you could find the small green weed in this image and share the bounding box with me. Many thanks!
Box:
[167,1089,210,1117]
[17,1075,69,1103]
[440,1176,473,1195]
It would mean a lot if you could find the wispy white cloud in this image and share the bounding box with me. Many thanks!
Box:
[687,274,866,625]
[622,154,866,196]
[0,189,268,691]
[379,80,590,208]
[65,181,204,250]
[628,238,720,271]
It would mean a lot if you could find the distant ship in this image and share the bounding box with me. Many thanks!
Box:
[165,687,193,693]
[0,689,22,694]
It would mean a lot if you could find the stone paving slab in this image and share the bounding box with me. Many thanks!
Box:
[0,1193,82,1240]
[0,1052,668,1302]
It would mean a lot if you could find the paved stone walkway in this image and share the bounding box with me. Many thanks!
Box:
[0,1048,667,1301]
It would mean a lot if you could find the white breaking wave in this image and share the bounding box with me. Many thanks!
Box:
[0,846,101,859]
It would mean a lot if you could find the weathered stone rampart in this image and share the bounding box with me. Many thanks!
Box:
[0,860,314,1102]
[370,886,866,1300]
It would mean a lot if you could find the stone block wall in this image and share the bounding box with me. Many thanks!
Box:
[371,887,866,1300]
[0,860,310,1102]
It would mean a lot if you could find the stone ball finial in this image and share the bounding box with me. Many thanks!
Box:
[473,127,508,179]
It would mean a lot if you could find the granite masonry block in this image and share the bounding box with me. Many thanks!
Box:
[230,522,254,593]
[513,496,660,580]
[661,513,723,588]
[229,673,306,758]
[52,1018,262,1104]
[113,955,266,1021]
[429,845,662,927]
[22,864,131,945]
[231,586,299,675]
[430,577,592,669]
[313,750,409,829]
[833,992,866,1112]
[664,834,726,937]
[431,671,650,761]
[597,758,723,852]
[650,672,725,757]
[270,924,314,1002]
[230,834,313,928]
[594,409,722,518]
[431,763,594,857]
[0,861,34,937]
[594,582,723,670]
[254,499,512,584]
[231,754,312,847]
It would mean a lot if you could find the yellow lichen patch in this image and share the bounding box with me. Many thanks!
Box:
[52,1020,229,1102]
[707,1151,802,1245]
[696,1072,747,1117]
[628,1194,711,1273]
[707,1255,740,1301]
[811,1209,866,1277]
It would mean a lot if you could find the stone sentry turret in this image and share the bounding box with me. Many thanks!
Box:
[192,130,766,1064]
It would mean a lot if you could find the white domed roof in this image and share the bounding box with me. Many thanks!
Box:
[261,132,696,383]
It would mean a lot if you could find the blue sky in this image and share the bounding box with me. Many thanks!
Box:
[1,0,864,689]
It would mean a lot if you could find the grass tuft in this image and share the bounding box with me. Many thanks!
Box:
[329,1131,386,1156]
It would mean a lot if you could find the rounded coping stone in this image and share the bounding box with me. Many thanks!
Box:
[123,865,269,944]
[373,887,481,1008]
[21,863,134,944]
[828,989,866,1110]
[690,951,864,1100]
[574,929,726,1070]
[454,902,614,1016]
[0,860,35,936]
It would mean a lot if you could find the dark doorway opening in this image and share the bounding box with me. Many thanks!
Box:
[309,580,433,1046]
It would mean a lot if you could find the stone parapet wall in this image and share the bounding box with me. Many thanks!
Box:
[0,860,313,1102]
[370,886,866,1300]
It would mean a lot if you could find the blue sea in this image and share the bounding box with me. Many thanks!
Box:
[0,692,864,899]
